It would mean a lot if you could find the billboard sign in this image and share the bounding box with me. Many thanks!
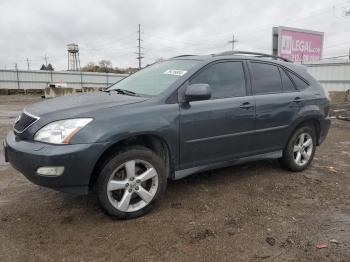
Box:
[273,27,324,62]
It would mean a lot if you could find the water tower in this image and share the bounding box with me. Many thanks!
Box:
[67,43,81,71]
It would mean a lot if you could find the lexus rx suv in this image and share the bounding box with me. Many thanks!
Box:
[4,51,331,219]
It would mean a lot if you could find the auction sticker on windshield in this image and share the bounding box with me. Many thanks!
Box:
[163,69,187,76]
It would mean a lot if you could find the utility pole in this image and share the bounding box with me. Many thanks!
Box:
[228,34,238,51]
[26,58,30,70]
[44,54,48,67]
[136,24,144,69]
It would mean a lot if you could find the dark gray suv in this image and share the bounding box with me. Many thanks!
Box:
[4,51,331,218]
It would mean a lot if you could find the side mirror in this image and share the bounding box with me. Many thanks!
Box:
[184,84,211,102]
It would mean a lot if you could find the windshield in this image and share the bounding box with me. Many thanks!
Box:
[108,59,199,96]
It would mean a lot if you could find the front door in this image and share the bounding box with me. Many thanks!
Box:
[179,61,255,170]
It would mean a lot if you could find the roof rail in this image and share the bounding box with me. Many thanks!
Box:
[171,55,196,59]
[216,51,292,63]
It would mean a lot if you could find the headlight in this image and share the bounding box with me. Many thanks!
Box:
[34,118,93,144]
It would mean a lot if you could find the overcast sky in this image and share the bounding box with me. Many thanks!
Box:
[0,0,349,70]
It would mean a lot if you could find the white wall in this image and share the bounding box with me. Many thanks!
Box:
[0,69,127,90]
[305,60,350,92]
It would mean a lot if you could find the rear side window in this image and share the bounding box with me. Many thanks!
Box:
[190,61,246,99]
[251,62,282,94]
[279,68,297,92]
[287,71,309,90]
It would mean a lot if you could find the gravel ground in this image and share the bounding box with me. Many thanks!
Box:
[0,95,350,262]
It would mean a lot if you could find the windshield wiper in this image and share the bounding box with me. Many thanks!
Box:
[105,88,140,97]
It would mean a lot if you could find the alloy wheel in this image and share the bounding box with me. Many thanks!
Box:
[106,159,159,212]
[293,132,313,166]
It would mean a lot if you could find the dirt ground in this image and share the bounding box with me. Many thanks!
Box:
[0,95,350,262]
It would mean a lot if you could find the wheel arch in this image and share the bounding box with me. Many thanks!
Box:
[287,116,321,147]
[89,133,174,190]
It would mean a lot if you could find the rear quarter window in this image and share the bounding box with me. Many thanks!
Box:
[279,68,297,92]
[287,71,309,90]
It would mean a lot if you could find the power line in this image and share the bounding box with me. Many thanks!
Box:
[142,4,333,48]
[80,32,136,51]
[3,3,343,70]
[324,41,350,49]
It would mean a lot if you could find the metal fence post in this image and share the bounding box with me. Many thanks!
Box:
[15,64,20,89]
[80,71,83,88]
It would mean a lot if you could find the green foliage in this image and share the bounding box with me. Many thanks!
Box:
[81,60,133,74]
[47,64,54,71]
[40,64,54,71]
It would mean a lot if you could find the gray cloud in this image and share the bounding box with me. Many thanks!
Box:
[0,0,349,70]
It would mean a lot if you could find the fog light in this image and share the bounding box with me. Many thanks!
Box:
[36,166,64,177]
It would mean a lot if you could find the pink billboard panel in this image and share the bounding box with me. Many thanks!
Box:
[278,27,324,62]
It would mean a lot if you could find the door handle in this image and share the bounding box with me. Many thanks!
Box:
[292,97,303,103]
[239,102,253,110]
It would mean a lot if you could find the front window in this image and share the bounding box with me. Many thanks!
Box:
[108,59,200,96]
[190,61,247,99]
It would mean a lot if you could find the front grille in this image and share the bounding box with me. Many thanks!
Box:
[14,111,39,133]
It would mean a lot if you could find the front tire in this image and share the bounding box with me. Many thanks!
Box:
[280,125,316,172]
[96,146,167,219]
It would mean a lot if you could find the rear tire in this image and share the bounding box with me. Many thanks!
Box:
[280,125,316,172]
[96,146,167,219]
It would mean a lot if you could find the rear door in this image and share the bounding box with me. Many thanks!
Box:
[179,60,255,169]
[248,61,301,154]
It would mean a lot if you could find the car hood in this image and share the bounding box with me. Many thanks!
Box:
[25,91,148,117]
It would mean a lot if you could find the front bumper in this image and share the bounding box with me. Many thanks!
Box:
[4,131,109,194]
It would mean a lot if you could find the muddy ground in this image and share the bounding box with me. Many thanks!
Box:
[0,95,350,262]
